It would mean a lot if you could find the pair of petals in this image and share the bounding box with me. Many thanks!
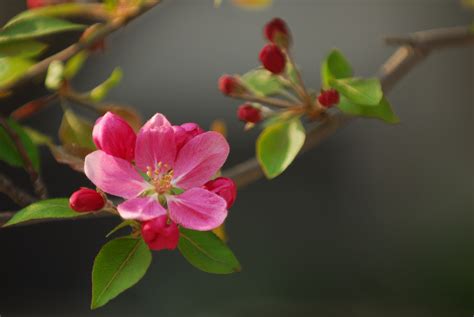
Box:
[117,188,227,231]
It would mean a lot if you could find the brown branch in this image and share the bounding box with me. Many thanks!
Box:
[1,25,472,227]
[0,116,48,199]
[0,0,161,95]
[0,172,36,207]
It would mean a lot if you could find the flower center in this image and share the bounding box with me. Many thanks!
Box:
[146,162,174,195]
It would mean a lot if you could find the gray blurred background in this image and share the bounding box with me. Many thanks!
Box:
[0,0,472,316]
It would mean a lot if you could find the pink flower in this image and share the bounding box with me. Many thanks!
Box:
[84,112,231,231]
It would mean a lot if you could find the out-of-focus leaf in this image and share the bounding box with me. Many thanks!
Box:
[98,104,142,132]
[329,77,382,106]
[338,96,399,124]
[231,0,272,10]
[0,16,86,45]
[211,119,227,137]
[5,3,108,28]
[241,68,284,97]
[64,51,88,79]
[0,40,47,59]
[212,224,228,242]
[89,67,123,101]
[59,109,95,157]
[0,118,40,171]
[178,228,241,274]
[23,126,53,146]
[91,237,151,309]
[49,144,85,172]
[0,57,33,87]
[257,117,305,179]
[321,49,353,88]
[3,198,87,227]
[45,60,64,90]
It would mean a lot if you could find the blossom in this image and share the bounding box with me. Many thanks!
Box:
[84,112,231,231]
[263,18,291,48]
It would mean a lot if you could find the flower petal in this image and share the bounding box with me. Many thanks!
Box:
[84,150,150,199]
[135,125,177,172]
[92,112,136,162]
[117,196,167,221]
[173,132,230,189]
[168,188,228,231]
[142,113,171,130]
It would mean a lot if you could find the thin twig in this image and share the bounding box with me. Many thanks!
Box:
[0,116,48,199]
[0,172,36,206]
[0,0,161,95]
[232,93,299,108]
[0,25,472,227]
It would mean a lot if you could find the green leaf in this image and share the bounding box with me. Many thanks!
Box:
[0,40,47,59]
[59,109,95,150]
[0,16,86,45]
[0,57,33,87]
[178,228,241,274]
[321,49,353,88]
[89,68,123,101]
[91,237,152,309]
[45,60,64,90]
[0,118,40,171]
[241,68,284,97]
[256,117,305,179]
[106,220,138,238]
[329,77,382,106]
[5,3,107,28]
[338,96,399,124]
[3,198,87,227]
[64,51,88,79]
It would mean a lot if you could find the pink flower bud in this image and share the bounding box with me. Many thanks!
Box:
[259,44,286,74]
[69,187,105,213]
[264,18,291,48]
[318,89,340,108]
[218,75,245,95]
[203,177,237,209]
[141,216,179,251]
[237,104,262,123]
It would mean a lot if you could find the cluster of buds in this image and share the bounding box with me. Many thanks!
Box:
[218,18,340,128]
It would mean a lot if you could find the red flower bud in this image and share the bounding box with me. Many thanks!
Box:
[141,216,179,251]
[203,177,237,209]
[237,104,262,123]
[69,188,105,213]
[317,89,340,108]
[218,75,245,95]
[259,44,286,74]
[264,18,291,48]
[27,0,73,9]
